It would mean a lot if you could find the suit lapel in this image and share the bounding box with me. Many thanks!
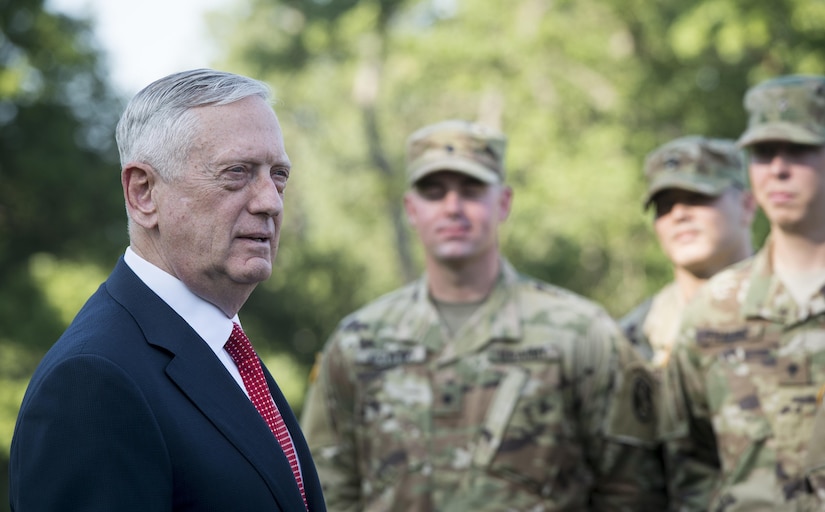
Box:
[106,259,307,510]
[165,350,306,509]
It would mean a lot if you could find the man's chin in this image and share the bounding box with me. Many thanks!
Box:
[677,258,716,277]
[232,260,273,284]
[434,251,477,268]
[671,250,710,269]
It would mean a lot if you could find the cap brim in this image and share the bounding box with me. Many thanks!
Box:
[737,122,825,147]
[643,173,729,210]
[408,157,500,185]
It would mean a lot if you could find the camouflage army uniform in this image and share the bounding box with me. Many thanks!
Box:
[662,240,825,511]
[621,136,749,373]
[620,282,684,369]
[301,259,666,511]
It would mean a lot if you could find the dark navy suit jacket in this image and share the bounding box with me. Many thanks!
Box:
[10,258,326,511]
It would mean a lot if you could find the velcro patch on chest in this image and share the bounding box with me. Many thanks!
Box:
[696,327,750,348]
[487,344,559,363]
[354,344,427,367]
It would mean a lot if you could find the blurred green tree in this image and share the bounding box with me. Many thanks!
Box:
[1,0,125,349]
[4,0,825,508]
[0,0,126,506]
[207,0,825,411]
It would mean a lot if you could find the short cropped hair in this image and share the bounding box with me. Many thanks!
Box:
[115,69,272,179]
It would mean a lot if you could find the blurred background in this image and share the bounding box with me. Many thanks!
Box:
[2,0,823,507]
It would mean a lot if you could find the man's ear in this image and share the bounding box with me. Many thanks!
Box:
[403,191,418,227]
[742,190,758,227]
[122,162,160,229]
[498,185,513,221]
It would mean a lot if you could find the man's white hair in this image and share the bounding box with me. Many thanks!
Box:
[115,68,272,179]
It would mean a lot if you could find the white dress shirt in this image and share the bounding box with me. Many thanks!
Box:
[123,247,247,394]
[123,247,303,473]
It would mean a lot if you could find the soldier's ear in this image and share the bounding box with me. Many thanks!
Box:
[741,190,757,226]
[497,185,513,221]
[403,191,419,227]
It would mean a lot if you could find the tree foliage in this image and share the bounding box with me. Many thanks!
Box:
[0,0,125,505]
[1,0,125,349]
[2,0,825,508]
[209,0,824,361]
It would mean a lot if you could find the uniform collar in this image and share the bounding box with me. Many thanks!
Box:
[742,237,825,324]
[388,259,523,361]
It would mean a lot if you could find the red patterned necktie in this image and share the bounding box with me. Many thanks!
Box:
[225,323,308,510]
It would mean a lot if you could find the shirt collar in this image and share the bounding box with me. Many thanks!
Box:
[124,247,238,352]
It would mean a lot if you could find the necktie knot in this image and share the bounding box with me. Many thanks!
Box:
[225,323,257,366]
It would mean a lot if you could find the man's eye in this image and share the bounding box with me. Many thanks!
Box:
[654,202,673,218]
[272,167,290,180]
[750,146,776,161]
[416,186,446,200]
[687,195,715,207]
[786,143,817,157]
[460,185,486,199]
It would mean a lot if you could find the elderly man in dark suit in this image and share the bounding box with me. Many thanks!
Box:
[9,69,325,512]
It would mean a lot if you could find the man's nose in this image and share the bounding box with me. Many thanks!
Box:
[442,189,463,213]
[767,151,791,178]
[250,172,284,217]
[670,201,691,219]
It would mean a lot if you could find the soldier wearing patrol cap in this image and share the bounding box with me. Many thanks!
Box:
[301,119,667,510]
[662,75,825,510]
[620,136,756,369]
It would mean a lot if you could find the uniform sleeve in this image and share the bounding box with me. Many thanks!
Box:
[10,355,171,511]
[804,403,825,497]
[660,326,721,510]
[618,297,655,361]
[575,313,668,510]
[300,329,362,512]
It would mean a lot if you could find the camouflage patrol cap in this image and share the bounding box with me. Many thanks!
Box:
[643,136,747,210]
[738,75,825,147]
[406,120,506,185]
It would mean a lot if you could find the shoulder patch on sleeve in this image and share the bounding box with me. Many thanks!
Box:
[604,362,658,446]
[632,370,655,424]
